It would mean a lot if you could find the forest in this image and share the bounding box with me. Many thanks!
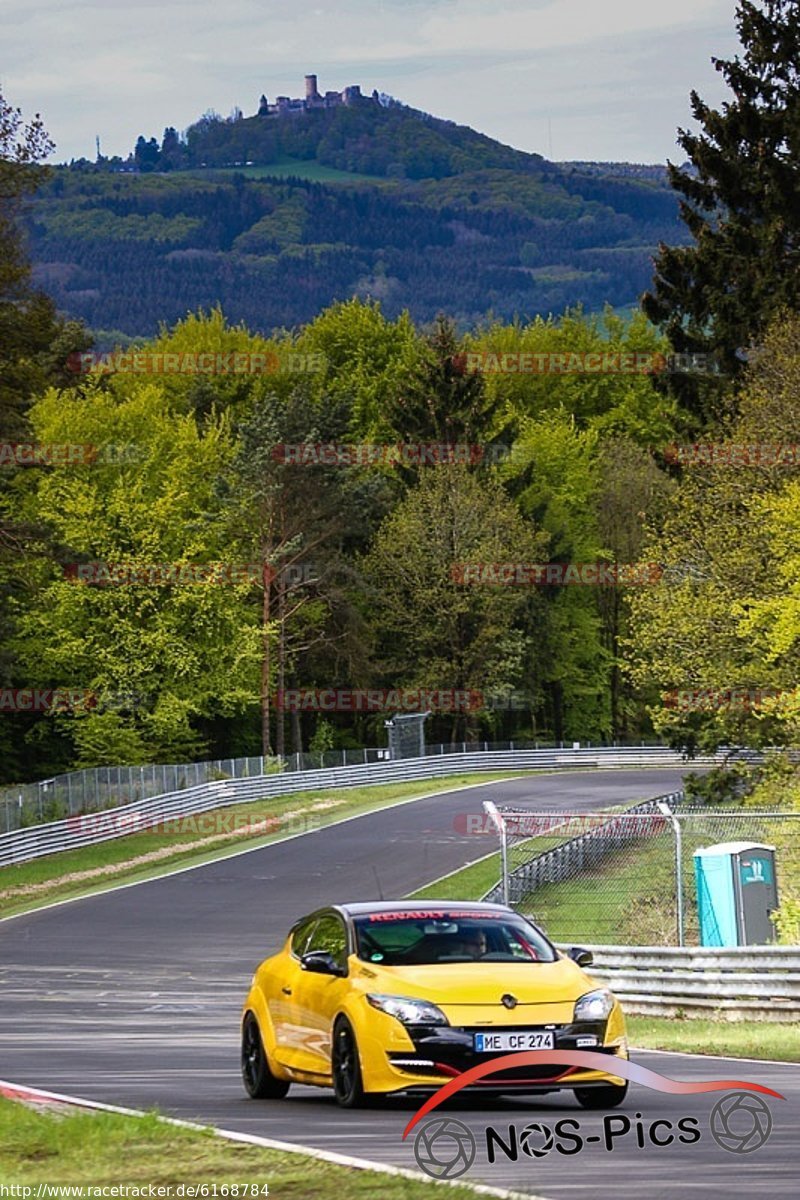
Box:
[25,104,686,339]
[2,0,800,784]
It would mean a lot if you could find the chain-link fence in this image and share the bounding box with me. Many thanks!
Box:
[0,736,670,833]
[483,800,800,947]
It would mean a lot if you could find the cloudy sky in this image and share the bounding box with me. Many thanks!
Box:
[4,0,741,164]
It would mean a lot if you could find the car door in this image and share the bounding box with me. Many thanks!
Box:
[288,912,351,1077]
[268,916,315,1067]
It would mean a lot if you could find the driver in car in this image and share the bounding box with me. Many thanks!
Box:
[459,929,488,959]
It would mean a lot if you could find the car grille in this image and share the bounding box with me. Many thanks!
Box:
[388,1022,617,1084]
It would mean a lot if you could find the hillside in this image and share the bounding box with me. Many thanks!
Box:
[26,97,686,339]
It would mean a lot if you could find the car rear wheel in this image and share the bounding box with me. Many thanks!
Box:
[241,1013,290,1099]
[332,1017,369,1108]
[574,1081,628,1109]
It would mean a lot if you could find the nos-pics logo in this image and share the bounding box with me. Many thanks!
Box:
[405,1051,783,1180]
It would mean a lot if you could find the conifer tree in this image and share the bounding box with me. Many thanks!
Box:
[643,0,800,416]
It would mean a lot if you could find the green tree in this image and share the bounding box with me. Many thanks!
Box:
[382,315,503,476]
[11,379,261,766]
[0,90,89,780]
[627,312,800,749]
[643,0,800,416]
[223,384,360,757]
[362,467,547,742]
[466,308,679,447]
[503,413,611,740]
[295,297,419,439]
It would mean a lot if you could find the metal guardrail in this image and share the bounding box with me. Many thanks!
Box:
[0,746,713,868]
[482,792,686,905]
[1,738,678,832]
[578,944,800,1021]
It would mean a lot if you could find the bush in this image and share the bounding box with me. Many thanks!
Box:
[773,897,800,945]
[683,764,754,806]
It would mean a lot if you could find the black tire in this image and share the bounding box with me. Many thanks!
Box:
[332,1017,369,1108]
[574,1081,628,1109]
[241,1012,290,1099]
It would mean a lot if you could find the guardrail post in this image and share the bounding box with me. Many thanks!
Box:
[658,800,684,946]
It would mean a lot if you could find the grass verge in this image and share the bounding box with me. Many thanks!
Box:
[0,772,521,920]
[628,1016,800,1063]
[409,838,571,902]
[0,1097,489,1197]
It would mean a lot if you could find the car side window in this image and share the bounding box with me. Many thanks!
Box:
[305,914,348,970]
[290,917,316,959]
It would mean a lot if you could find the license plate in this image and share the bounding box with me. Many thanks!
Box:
[473,1030,555,1053]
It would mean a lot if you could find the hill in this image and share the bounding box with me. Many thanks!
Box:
[25,95,686,339]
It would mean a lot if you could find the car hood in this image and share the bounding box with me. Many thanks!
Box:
[352,956,592,1006]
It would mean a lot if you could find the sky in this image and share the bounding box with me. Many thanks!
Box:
[3,0,742,164]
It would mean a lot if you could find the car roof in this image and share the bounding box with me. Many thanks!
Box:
[334,900,514,917]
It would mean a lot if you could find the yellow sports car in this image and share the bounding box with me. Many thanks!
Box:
[241,900,628,1109]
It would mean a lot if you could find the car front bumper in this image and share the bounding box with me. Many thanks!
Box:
[362,1017,628,1094]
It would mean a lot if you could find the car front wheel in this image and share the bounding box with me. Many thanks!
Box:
[332,1017,368,1108]
[241,1012,290,1099]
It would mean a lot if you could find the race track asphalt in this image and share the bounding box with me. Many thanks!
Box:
[1,768,797,1198]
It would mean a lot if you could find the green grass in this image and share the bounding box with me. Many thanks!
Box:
[411,852,502,901]
[520,836,682,945]
[408,835,662,942]
[0,773,521,920]
[407,812,675,943]
[408,811,800,947]
[0,1097,484,1196]
[628,1016,800,1063]
[196,158,389,185]
[410,836,568,901]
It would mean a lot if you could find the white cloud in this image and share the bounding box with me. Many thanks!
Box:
[1,0,740,162]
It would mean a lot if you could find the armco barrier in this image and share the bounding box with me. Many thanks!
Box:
[0,739,687,832]
[0,746,717,868]
[576,943,800,1021]
[482,792,685,906]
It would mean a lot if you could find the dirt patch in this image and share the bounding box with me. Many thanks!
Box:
[0,797,347,902]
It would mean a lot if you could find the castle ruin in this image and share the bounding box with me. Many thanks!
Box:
[257,75,366,117]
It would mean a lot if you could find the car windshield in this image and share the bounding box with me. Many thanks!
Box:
[353,910,557,965]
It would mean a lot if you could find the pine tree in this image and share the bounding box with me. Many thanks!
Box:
[383,315,501,473]
[643,0,800,417]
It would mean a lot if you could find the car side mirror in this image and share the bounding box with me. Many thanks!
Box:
[567,946,593,967]
[301,950,346,977]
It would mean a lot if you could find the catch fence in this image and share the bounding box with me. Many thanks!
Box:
[1,738,679,834]
[483,799,800,947]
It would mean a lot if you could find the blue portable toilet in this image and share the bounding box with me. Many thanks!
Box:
[694,842,778,947]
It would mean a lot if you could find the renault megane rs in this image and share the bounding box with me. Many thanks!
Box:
[241,900,628,1108]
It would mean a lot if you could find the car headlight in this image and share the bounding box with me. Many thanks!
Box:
[366,994,449,1026]
[574,989,615,1022]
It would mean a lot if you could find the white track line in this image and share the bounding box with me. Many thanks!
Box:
[0,1078,546,1200]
